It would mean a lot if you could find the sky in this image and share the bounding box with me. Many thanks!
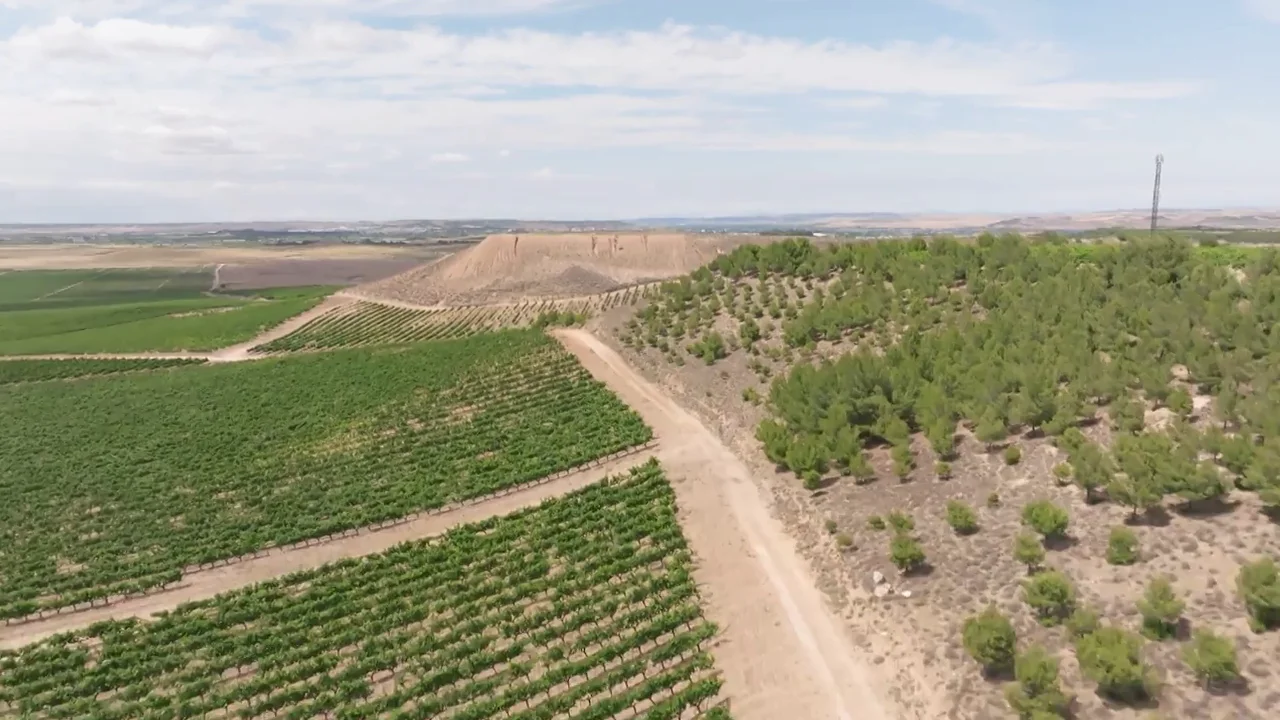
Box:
[1,0,1277,222]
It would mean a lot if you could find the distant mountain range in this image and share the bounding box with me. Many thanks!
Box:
[3,208,1279,242]
[635,208,1280,233]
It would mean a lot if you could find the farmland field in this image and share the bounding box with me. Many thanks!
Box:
[0,330,651,618]
[0,268,334,355]
[0,358,205,385]
[0,460,728,720]
[255,287,649,353]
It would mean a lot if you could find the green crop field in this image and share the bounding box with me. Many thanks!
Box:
[0,358,206,385]
[0,330,651,618]
[0,461,727,720]
[0,269,334,355]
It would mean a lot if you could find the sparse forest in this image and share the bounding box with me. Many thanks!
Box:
[623,235,1280,521]
[614,233,1280,718]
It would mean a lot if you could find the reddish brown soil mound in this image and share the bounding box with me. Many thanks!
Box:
[359,233,743,306]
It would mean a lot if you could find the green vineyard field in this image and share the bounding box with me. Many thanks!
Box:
[0,330,651,618]
[255,288,648,353]
[0,358,206,386]
[0,268,334,355]
[0,461,728,720]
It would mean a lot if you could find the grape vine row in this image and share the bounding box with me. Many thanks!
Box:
[0,330,651,619]
[0,460,728,720]
[255,287,650,354]
[0,358,206,386]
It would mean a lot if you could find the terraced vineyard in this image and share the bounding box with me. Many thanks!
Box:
[0,461,728,720]
[0,358,206,385]
[0,330,651,619]
[255,286,650,353]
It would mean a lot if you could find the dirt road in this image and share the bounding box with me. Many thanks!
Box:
[0,450,655,650]
[209,294,354,361]
[554,329,892,720]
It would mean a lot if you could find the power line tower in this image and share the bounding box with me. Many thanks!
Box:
[1150,154,1164,236]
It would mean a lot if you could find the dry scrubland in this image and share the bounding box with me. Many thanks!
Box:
[603,236,1280,719]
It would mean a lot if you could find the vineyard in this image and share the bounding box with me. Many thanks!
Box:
[255,287,650,353]
[0,330,651,619]
[0,358,206,386]
[0,268,213,310]
[0,461,729,720]
[0,270,335,355]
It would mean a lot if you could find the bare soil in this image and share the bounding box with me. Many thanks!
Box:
[359,233,751,306]
[595,310,1280,720]
[216,255,449,290]
[0,243,440,272]
[0,448,657,651]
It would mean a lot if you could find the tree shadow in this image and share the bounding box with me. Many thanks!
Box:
[1124,505,1172,527]
[1175,496,1240,518]
[1044,534,1079,551]
[1097,691,1160,712]
[902,561,935,579]
[980,665,1015,683]
[1205,675,1254,698]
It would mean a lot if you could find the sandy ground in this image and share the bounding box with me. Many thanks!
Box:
[0,448,657,651]
[0,243,435,270]
[360,233,749,306]
[553,329,894,720]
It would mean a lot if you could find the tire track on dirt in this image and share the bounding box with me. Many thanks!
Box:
[0,449,658,650]
[553,328,893,720]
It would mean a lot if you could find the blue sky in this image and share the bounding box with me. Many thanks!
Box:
[0,0,1276,222]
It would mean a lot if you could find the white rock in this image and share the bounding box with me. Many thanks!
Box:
[873,584,893,599]
[872,570,886,586]
[900,590,913,598]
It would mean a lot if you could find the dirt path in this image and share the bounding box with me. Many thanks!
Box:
[553,329,892,720]
[0,449,656,650]
[211,263,224,291]
[208,294,354,362]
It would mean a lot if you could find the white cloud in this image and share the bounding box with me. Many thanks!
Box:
[46,89,114,105]
[429,152,470,163]
[8,17,236,59]
[1002,80,1198,110]
[825,95,889,110]
[0,0,584,20]
[0,13,1203,219]
[1244,0,1280,22]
